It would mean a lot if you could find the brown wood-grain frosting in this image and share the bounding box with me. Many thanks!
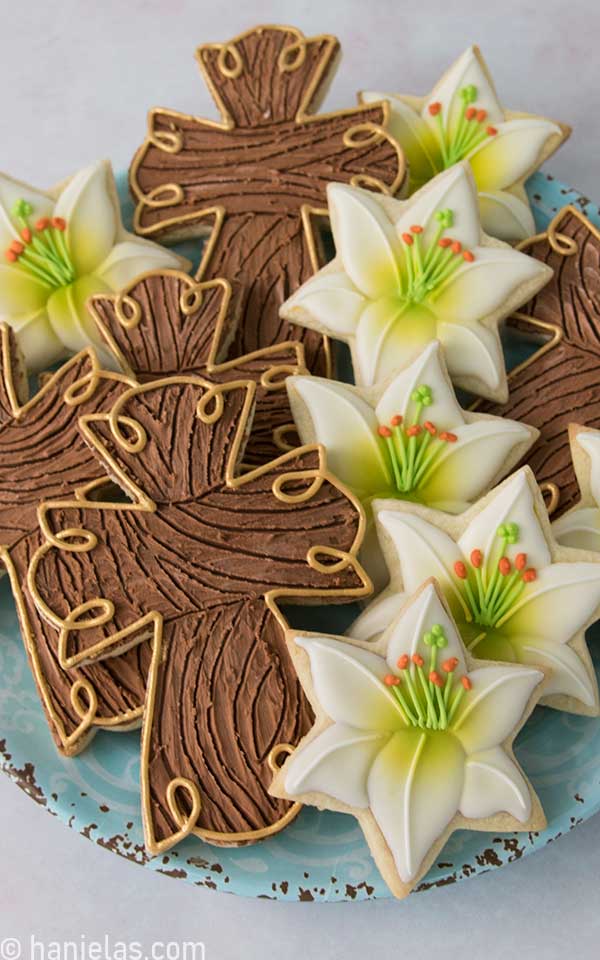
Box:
[129,25,405,444]
[28,377,371,849]
[89,270,306,464]
[0,325,151,753]
[476,207,600,516]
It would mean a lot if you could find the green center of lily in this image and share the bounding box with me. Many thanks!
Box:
[428,84,498,168]
[396,208,475,305]
[377,384,458,495]
[5,198,76,290]
[452,523,538,649]
[383,624,471,731]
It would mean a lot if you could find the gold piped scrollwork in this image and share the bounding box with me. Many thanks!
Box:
[26,375,372,848]
[115,294,142,331]
[278,38,307,73]
[148,128,183,155]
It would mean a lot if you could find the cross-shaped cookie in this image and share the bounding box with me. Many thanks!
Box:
[129,25,405,380]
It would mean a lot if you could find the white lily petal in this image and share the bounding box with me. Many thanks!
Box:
[282,268,366,337]
[0,264,50,315]
[418,420,534,507]
[521,640,595,707]
[296,636,406,732]
[552,508,600,553]
[350,590,409,643]
[423,46,504,135]
[469,118,563,191]
[503,562,600,645]
[367,728,465,883]
[10,307,65,371]
[385,581,467,676]
[452,665,542,755]
[95,240,181,290]
[362,92,440,189]
[374,341,465,429]
[437,320,503,396]
[283,723,389,808]
[394,164,481,250]
[576,432,600,504]
[458,470,551,572]
[47,274,109,354]
[375,508,468,623]
[434,245,551,327]
[288,376,391,497]
[478,189,536,243]
[328,183,402,300]
[460,746,531,821]
[0,172,54,249]
[55,162,117,276]
[355,298,437,386]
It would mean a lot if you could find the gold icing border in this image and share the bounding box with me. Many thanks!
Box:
[27,374,372,851]
[128,24,407,382]
[87,269,309,450]
[472,205,600,515]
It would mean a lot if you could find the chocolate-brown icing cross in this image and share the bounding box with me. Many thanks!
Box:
[0,325,152,754]
[476,206,600,517]
[89,269,305,464]
[129,25,405,380]
[28,376,370,851]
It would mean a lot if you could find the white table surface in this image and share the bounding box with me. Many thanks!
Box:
[1,0,600,956]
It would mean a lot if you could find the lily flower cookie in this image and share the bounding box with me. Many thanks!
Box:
[553,426,600,553]
[0,160,184,370]
[280,164,552,401]
[270,579,546,899]
[287,340,537,515]
[351,468,600,715]
[362,45,569,241]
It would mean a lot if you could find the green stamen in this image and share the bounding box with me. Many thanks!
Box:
[6,199,76,290]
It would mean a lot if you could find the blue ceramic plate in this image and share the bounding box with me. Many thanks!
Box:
[2,171,600,902]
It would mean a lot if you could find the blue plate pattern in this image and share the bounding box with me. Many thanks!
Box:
[1,171,600,902]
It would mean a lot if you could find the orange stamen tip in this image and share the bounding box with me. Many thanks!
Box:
[465,107,477,120]
[384,674,400,687]
[10,240,24,255]
[402,232,414,245]
[450,241,462,255]
[406,425,422,437]
[410,224,423,234]
[391,414,403,427]
[499,557,512,576]
[438,237,452,248]
[476,109,487,123]
[428,102,442,116]
[424,420,436,435]
[378,425,392,438]
[454,560,467,580]
[51,216,67,231]
[4,249,17,263]
[470,549,483,568]
[515,552,527,571]
[461,676,472,690]
[412,653,424,668]
[463,250,475,262]
[440,431,458,443]
[21,227,32,243]
[429,670,444,688]
[397,654,410,670]
[442,657,459,674]
[486,125,498,136]
[522,568,537,583]
[35,217,50,231]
